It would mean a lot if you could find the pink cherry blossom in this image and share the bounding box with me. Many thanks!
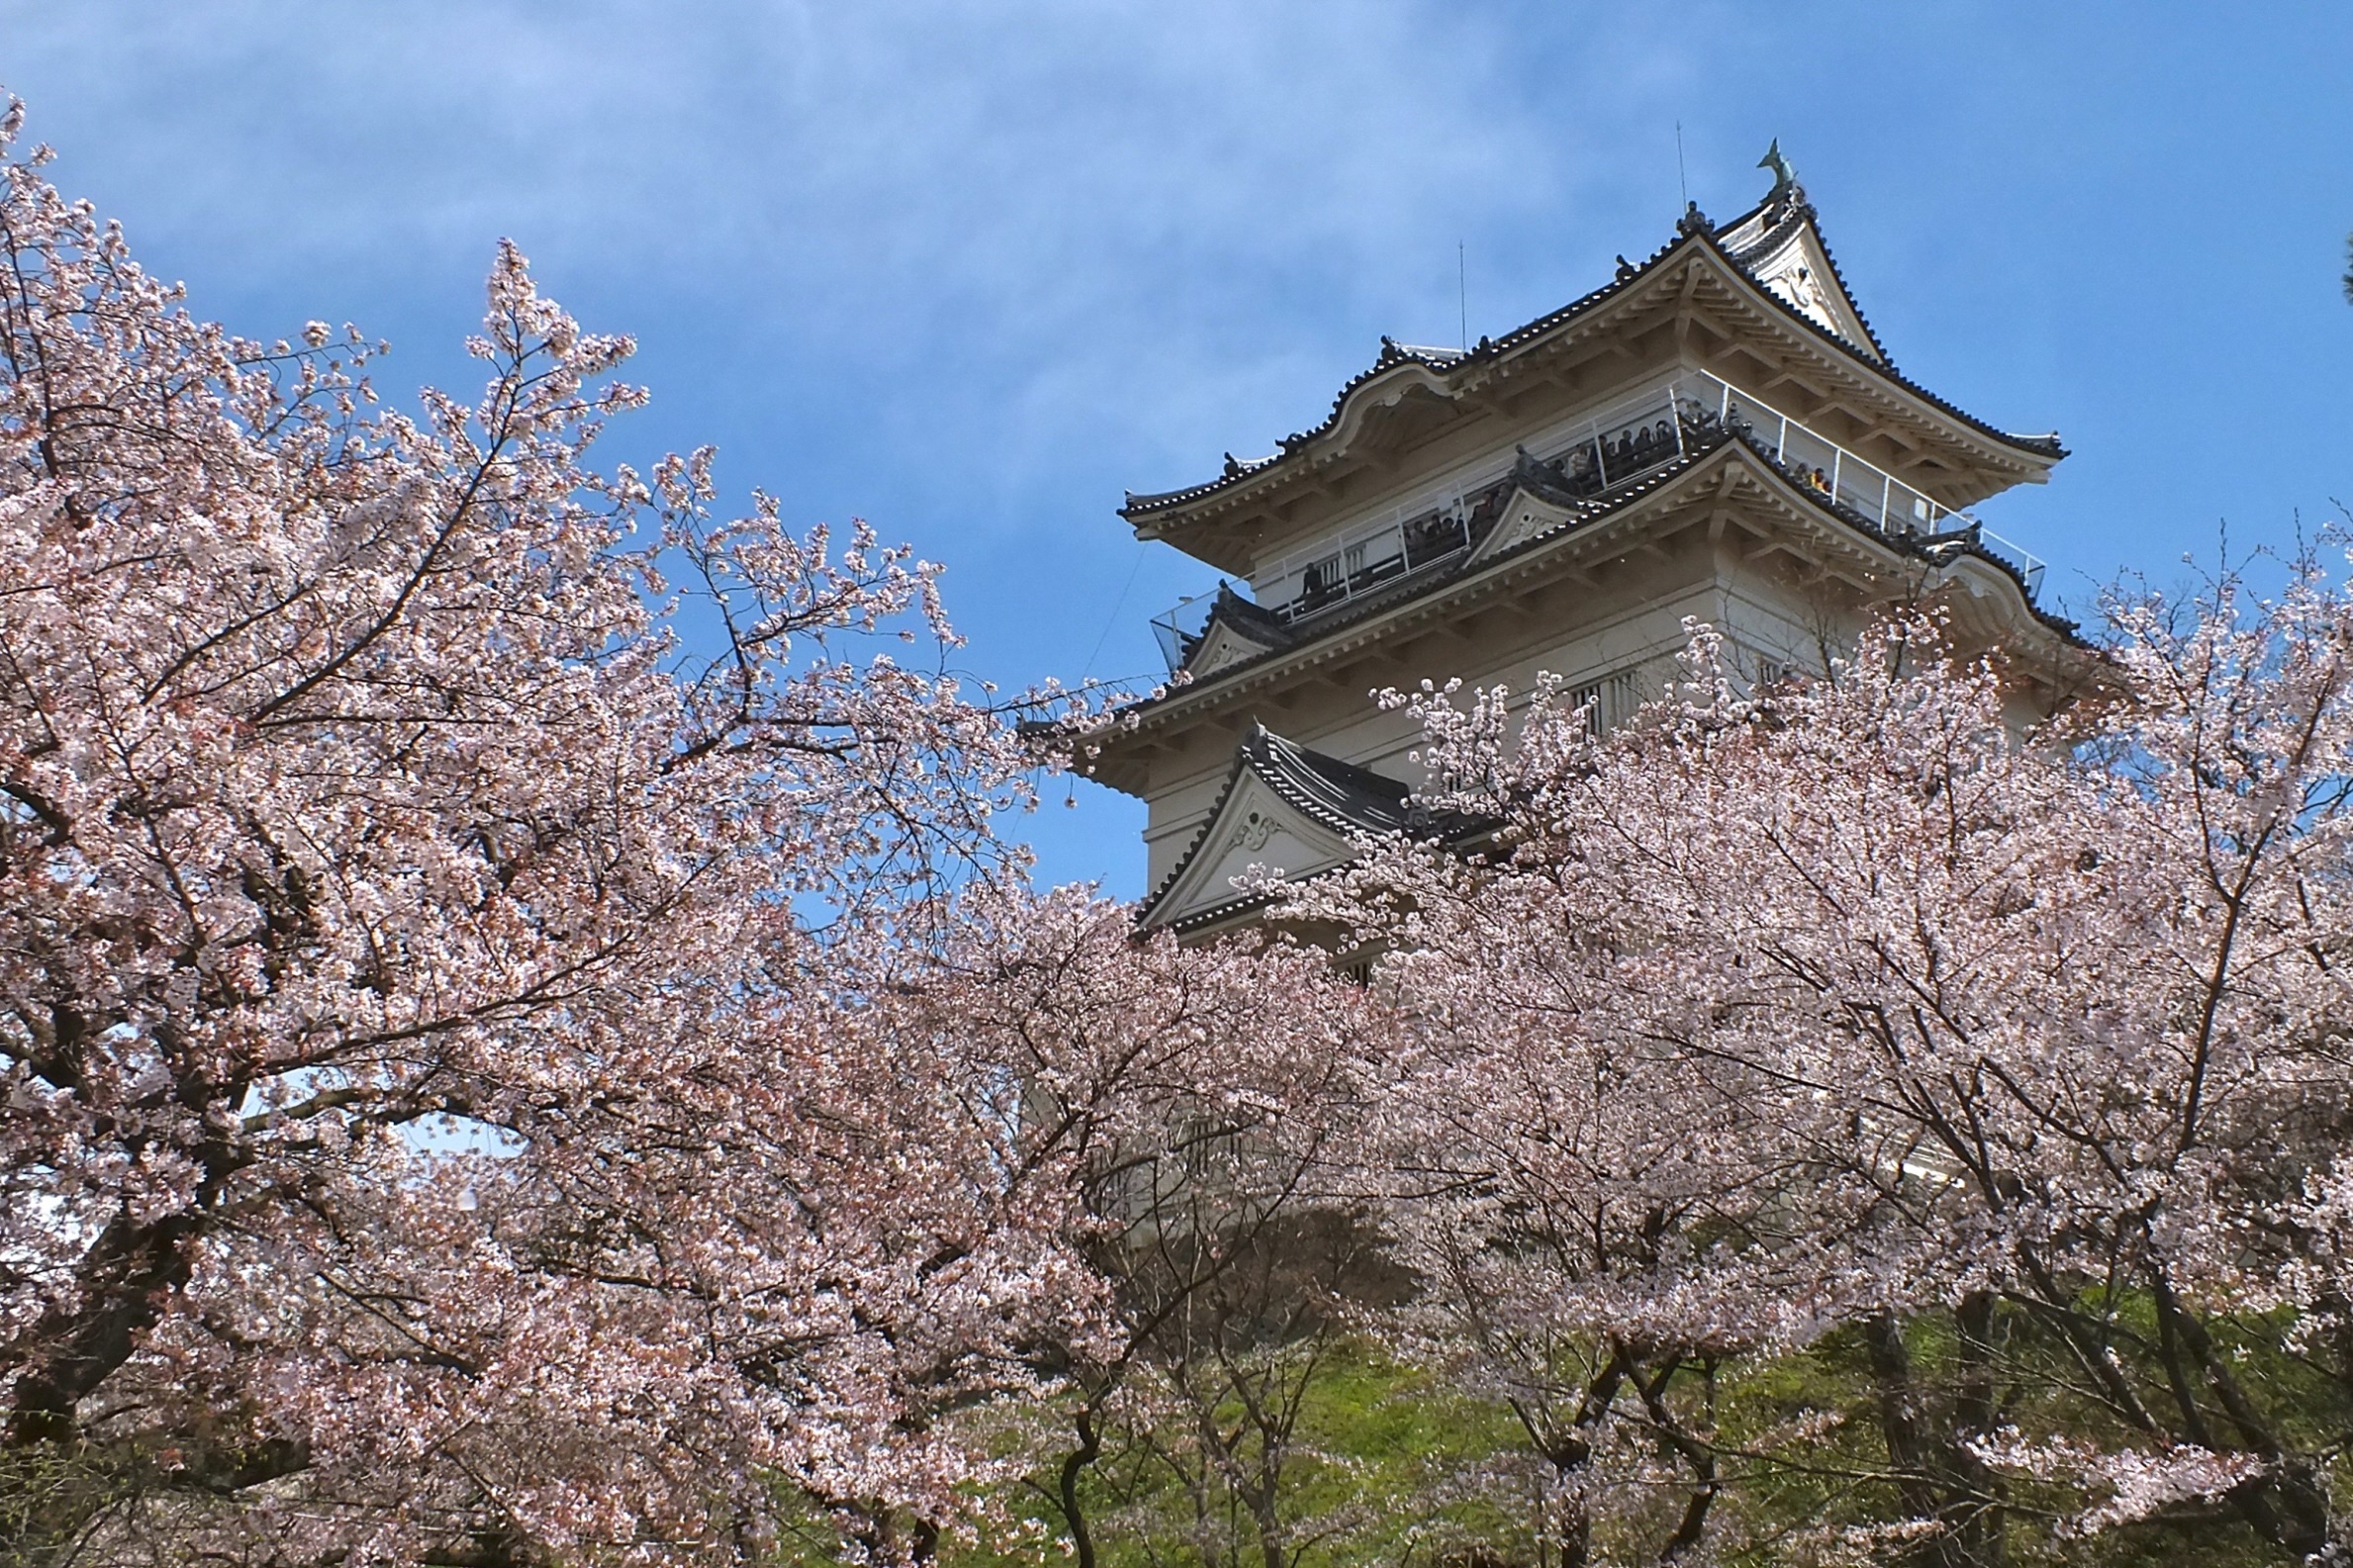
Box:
[0,100,1164,1565]
[1293,576,2353,1562]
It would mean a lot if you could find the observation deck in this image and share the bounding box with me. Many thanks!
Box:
[1152,368,2045,672]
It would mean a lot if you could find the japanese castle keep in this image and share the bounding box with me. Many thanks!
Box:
[1082,153,2075,938]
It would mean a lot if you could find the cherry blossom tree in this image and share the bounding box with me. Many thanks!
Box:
[1294,582,2353,1565]
[0,98,1136,1566]
[889,885,1401,1568]
[1277,670,1858,1568]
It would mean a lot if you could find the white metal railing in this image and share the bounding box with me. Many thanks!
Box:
[1242,376,1695,632]
[1688,370,2047,600]
[1257,505,1474,625]
[1147,368,2047,671]
[1151,591,1220,671]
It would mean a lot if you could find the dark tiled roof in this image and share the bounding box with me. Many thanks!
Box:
[1121,270,1669,515]
[1179,582,1297,671]
[1499,443,1593,511]
[1106,427,2076,732]
[1119,441,1718,714]
[1708,189,2065,462]
[1135,723,1489,932]
[1120,201,2061,521]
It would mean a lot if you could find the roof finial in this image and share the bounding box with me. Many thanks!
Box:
[1758,138,1798,204]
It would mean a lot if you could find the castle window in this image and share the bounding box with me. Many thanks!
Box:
[1572,681,1603,737]
[1572,670,1642,738]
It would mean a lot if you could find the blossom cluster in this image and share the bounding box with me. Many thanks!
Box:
[1281,590,2353,1561]
[0,102,1391,1566]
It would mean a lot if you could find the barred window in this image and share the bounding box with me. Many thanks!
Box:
[1607,670,1638,726]
[1573,670,1642,737]
[1571,681,1604,738]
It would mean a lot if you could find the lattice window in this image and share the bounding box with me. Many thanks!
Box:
[1572,670,1643,738]
[1571,681,1604,738]
[1607,670,1638,728]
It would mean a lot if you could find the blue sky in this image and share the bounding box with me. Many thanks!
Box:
[4,3,2348,895]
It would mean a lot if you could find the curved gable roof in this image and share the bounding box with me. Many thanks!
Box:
[1134,724,1486,932]
[1121,199,2062,531]
[1714,185,1889,363]
[1097,427,2078,750]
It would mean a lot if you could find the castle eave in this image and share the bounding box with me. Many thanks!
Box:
[1082,431,2078,792]
[1118,219,2063,560]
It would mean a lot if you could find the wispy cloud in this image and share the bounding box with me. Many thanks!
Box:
[1,3,1714,482]
[11,2,2344,890]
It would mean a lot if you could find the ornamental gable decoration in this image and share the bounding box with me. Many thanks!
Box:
[1142,769,1359,933]
[1177,584,1298,680]
[1084,145,2075,938]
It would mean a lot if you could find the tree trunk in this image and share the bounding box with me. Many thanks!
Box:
[1544,1442,1594,1568]
[1058,1407,1104,1568]
[2149,1277,2335,1560]
[1864,1311,2004,1568]
[1948,1293,2006,1568]
[7,1210,200,1445]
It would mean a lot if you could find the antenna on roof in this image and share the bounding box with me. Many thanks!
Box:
[1458,241,1467,352]
[1675,121,1689,210]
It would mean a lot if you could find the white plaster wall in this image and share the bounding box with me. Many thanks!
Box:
[1137,555,1835,888]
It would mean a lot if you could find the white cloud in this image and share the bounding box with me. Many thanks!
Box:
[0,2,1717,470]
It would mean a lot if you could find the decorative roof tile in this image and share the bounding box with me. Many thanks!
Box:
[1180,583,1296,664]
[1134,723,1489,932]
[1103,426,2076,732]
[1120,201,2061,522]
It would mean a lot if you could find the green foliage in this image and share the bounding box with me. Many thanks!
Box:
[933,1345,1521,1568]
[909,1298,2336,1568]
